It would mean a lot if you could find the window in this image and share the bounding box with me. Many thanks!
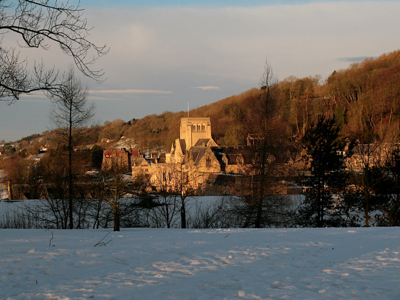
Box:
[192,124,196,131]
[201,124,205,131]
[163,172,166,181]
[206,157,212,168]
[169,172,172,181]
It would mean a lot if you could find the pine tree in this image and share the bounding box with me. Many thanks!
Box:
[298,115,348,227]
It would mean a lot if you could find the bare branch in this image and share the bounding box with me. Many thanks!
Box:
[0,0,108,102]
[94,231,112,247]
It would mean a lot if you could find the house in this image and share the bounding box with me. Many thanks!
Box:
[102,148,141,172]
[345,143,394,172]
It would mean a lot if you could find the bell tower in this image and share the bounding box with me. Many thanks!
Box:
[180,117,212,149]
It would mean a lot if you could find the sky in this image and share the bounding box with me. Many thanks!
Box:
[1,0,400,142]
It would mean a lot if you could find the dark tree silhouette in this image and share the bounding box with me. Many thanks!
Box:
[299,115,349,227]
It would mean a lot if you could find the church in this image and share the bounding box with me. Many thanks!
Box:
[99,116,302,195]
[131,117,258,195]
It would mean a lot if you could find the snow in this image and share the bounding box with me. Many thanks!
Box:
[1,227,400,299]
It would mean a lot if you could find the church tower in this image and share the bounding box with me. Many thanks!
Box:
[180,117,212,149]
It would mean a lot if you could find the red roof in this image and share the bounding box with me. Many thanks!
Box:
[131,148,140,157]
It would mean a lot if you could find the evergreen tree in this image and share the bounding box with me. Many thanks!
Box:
[298,115,349,227]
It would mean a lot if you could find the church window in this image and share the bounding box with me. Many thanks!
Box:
[206,157,212,167]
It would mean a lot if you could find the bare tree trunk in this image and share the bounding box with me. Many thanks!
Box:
[113,177,120,232]
[68,108,73,229]
[114,202,120,231]
[255,138,267,228]
[181,198,186,228]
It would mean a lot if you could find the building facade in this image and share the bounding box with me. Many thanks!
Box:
[130,117,302,195]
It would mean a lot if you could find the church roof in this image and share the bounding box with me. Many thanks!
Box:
[211,146,254,165]
[194,139,210,147]
[189,147,208,166]
[179,139,187,153]
[132,157,149,167]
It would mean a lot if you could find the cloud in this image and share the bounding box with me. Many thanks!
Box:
[89,89,172,95]
[19,92,48,103]
[192,86,220,90]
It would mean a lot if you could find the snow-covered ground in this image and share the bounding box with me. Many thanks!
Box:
[1,227,400,299]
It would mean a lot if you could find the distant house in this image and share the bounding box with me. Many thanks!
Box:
[345,143,395,172]
[246,134,264,147]
[102,148,141,172]
[26,153,44,162]
[39,146,48,153]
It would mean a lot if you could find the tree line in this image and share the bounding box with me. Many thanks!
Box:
[3,61,400,230]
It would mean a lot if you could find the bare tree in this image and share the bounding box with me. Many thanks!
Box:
[151,162,198,228]
[166,163,196,228]
[347,142,392,227]
[102,169,126,232]
[0,0,108,103]
[48,67,95,229]
[243,61,282,227]
[95,165,156,231]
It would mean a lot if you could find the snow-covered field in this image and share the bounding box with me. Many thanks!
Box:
[1,227,400,299]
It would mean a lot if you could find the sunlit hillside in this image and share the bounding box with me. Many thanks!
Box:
[4,49,400,155]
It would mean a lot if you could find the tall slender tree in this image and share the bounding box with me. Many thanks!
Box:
[237,61,291,228]
[47,67,95,229]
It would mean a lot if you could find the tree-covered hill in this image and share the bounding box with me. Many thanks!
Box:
[114,49,400,148]
[6,49,400,155]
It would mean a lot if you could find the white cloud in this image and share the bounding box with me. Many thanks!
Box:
[192,86,220,90]
[89,89,172,95]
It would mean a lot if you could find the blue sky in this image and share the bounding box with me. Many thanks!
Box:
[1,0,400,142]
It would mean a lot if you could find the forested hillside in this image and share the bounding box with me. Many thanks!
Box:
[324,51,400,142]
[5,49,400,154]
[99,49,400,148]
